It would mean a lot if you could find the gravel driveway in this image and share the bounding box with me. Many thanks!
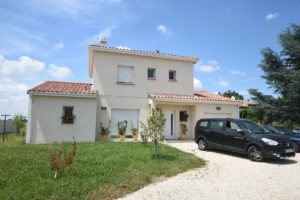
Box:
[120,141,300,200]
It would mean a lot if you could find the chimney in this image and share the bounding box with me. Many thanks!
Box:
[231,96,236,100]
[99,38,107,47]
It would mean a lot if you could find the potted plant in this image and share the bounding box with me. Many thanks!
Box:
[117,120,128,141]
[100,122,110,141]
[130,120,139,140]
[180,124,187,140]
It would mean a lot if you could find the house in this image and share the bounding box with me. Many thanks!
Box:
[26,40,242,144]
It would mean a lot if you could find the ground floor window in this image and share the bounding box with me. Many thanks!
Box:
[62,106,75,124]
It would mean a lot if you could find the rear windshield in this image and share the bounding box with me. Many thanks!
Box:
[240,121,270,134]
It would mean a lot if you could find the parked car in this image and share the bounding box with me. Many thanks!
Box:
[194,118,295,162]
[264,125,300,152]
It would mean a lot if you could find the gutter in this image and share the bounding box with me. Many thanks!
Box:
[27,91,98,98]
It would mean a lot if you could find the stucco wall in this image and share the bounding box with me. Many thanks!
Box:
[195,103,240,119]
[92,51,195,97]
[27,95,97,144]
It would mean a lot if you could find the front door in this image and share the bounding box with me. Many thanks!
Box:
[164,111,176,139]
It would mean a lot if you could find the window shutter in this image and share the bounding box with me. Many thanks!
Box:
[117,66,133,83]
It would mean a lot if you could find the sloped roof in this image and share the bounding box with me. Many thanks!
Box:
[28,81,97,95]
[149,91,240,103]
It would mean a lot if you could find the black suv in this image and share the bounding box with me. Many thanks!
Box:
[194,118,295,161]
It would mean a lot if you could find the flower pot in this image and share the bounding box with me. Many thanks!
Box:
[100,134,108,141]
[181,133,186,140]
[119,134,125,141]
[132,134,138,141]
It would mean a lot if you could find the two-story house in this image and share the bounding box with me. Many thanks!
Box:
[26,40,241,144]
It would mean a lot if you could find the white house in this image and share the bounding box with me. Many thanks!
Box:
[27,40,242,144]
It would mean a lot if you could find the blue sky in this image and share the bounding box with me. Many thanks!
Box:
[0,0,299,116]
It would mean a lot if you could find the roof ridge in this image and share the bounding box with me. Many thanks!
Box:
[89,45,199,60]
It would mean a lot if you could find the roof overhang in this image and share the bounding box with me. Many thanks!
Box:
[152,98,242,106]
[88,45,199,78]
[27,91,97,98]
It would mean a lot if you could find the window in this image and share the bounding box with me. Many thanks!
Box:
[117,65,134,84]
[180,111,188,122]
[210,120,224,130]
[62,106,74,124]
[169,70,176,81]
[147,68,156,79]
[199,121,208,128]
[226,121,241,131]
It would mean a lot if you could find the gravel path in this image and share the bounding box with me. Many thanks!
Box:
[120,141,300,200]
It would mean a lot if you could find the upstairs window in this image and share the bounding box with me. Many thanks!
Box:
[147,68,156,79]
[117,65,134,84]
[169,70,176,81]
[62,106,75,124]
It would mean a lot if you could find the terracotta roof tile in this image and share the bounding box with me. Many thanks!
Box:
[149,91,240,103]
[28,81,97,95]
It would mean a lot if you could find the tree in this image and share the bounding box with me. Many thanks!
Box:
[140,108,166,158]
[12,114,26,136]
[221,90,244,100]
[251,24,300,125]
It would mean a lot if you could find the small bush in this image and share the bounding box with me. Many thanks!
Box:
[49,139,77,179]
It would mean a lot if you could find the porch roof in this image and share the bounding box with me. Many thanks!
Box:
[149,91,241,105]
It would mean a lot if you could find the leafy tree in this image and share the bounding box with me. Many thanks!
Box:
[221,90,244,100]
[248,89,281,124]
[140,108,166,158]
[251,24,300,125]
[12,114,26,136]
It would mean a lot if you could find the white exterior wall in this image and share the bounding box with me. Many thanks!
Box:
[28,95,97,144]
[92,50,195,135]
[195,103,240,120]
[92,51,195,96]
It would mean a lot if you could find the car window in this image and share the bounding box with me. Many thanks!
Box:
[210,120,224,130]
[240,121,269,134]
[199,121,208,128]
[226,121,241,131]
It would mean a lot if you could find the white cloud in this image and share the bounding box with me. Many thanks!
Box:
[230,70,246,76]
[97,28,113,40]
[0,54,45,77]
[48,64,72,79]
[157,25,167,34]
[216,80,229,87]
[116,46,131,50]
[193,78,203,90]
[198,60,221,73]
[266,13,278,20]
[53,42,64,51]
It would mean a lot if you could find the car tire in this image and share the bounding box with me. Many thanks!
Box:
[247,146,264,162]
[198,139,208,151]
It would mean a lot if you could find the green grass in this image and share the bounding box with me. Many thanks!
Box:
[0,135,205,200]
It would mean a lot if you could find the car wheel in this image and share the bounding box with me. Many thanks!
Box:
[247,146,264,162]
[198,139,207,151]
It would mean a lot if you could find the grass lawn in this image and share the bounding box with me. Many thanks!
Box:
[0,134,205,200]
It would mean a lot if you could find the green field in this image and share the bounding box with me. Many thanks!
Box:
[0,134,205,200]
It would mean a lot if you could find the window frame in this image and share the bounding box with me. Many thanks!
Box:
[117,65,134,85]
[179,111,188,122]
[169,70,176,81]
[147,68,156,80]
[62,106,75,124]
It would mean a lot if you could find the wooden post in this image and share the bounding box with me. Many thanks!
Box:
[1,114,10,142]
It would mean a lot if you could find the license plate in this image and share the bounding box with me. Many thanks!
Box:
[285,149,294,153]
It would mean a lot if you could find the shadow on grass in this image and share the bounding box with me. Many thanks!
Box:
[151,154,176,161]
